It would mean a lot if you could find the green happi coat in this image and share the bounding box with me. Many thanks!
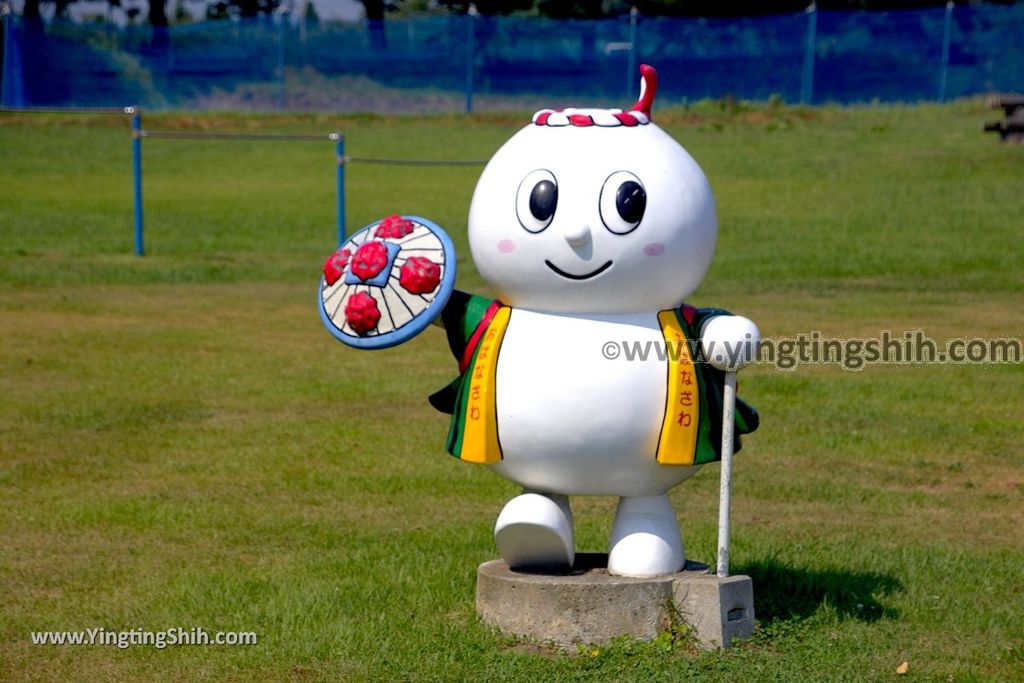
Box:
[429,290,758,466]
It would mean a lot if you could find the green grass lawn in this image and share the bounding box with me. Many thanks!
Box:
[1,101,1022,682]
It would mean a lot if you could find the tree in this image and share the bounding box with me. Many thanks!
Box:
[232,0,280,17]
[436,0,534,15]
[148,0,168,50]
[535,0,627,19]
[22,0,42,20]
[149,0,168,25]
[633,0,807,16]
[205,0,280,19]
[361,0,388,50]
[303,0,319,27]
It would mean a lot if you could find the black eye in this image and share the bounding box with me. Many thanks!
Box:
[616,181,646,225]
[530,180,558,222]
[516,169,558,233]
[599,171,645,235]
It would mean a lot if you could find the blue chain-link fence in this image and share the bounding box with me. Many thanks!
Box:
[2,4,1023,112]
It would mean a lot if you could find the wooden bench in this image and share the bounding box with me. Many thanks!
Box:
[984,94,1024,143]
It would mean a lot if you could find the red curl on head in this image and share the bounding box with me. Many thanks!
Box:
[629,64,658,118]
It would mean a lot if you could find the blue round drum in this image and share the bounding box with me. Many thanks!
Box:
[318,215,457,349]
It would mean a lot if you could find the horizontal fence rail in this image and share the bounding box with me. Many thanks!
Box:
[136,130,340,142]
[0,105,137,114]
[6,106,490,255]
[343,156,488,166]
[126,119,347,255]
[2,5,1023,113]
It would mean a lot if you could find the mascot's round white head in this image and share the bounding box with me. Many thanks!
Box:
[468,65,718,315]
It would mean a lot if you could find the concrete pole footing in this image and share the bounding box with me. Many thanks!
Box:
[476,553,754,649]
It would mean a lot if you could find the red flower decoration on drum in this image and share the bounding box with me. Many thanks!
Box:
[350,241,390,281]
[399,256,441,294]
[344,292,381,335]
[375,215,415,239]
[322,248,351,286]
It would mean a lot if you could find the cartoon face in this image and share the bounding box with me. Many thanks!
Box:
[468,70,717,315]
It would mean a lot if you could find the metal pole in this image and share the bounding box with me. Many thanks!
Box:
[277,13,286,111]
[716,370,737,578]
[799,2,817,105]
[1,4,10,108]
[938,1,953,103]
[130,107,145,257]
[464,6,476,114]
[333,133,345,245]
[627,6,638,101]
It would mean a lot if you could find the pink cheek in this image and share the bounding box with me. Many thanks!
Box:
[643,243,665,257]
[497,239,517,254]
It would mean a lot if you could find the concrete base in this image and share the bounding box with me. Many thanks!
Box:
[476,553,754,649]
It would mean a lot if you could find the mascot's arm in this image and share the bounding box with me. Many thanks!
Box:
[699,313,760,373]
[427,290,496,414]
[693,307,761,440]
[433,290,495,361]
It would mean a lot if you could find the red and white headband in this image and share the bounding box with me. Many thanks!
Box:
[531,64,659,128]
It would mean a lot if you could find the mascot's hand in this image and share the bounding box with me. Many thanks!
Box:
[700,315,760,372]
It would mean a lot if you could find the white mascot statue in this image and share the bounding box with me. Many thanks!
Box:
[319,65,760,578]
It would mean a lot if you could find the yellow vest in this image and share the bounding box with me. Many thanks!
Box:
[451,306,703,467]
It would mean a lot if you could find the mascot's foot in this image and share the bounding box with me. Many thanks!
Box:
[608,494,684,577]
[494,493,574,571]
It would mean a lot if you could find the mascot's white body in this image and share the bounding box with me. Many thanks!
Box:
[492,309,690,498]
[463,66,759,577]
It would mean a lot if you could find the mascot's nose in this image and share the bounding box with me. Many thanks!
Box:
[563,225,591,247]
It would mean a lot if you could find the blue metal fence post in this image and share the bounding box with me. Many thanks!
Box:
[800,2,817,105]
[627,6,638,101]
[938,1,953,103]
[277,13,286,111]
[464,7,476,114]
[333,133,346,245]
[1,5,10,108]
[130,107,145,256]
